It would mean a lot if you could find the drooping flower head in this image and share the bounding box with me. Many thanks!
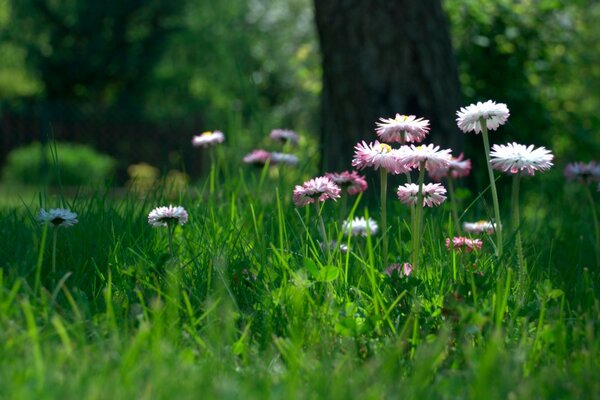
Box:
[148,205,189,227]
[293,176,341,207]
[270,129,299,145]
[490,142,554,176]
[384,262,413,278]
[192,131,225,148]
[445,237,483,252]
[462,220,498,235]
[375,114,430,144]
[38,208,78,228]
[342,217,378,237]
[352,141,409,174]
[325,170,368,195]
[428,153,472,181]
[270,152,299,166]
[397,183,447,207]
[397,144,452,172]
[456,100,510,134]
[243,149,272,166]
[564,161,600,184]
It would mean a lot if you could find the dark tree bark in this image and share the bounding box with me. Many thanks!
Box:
[314,0,463,171]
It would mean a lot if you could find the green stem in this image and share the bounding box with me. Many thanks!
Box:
[412,161,426,270]
[51,228,58,275]
[315,200,331,260]
[512,174,525,303]
[480,118,503,258]
[167,223,176,261]
[447,178,461,235]
[584,185,600,267]
[380,168,388,264]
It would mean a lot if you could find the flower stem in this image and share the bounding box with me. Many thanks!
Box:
[480,118,503,258]
[412,161,426,270]
[584,184,600,267]
[380,168,388,264]
[167,223,176,261]
[512,174,525,303]
[447,178,461,235]
[52,228,58,275]
[315,200,330,259]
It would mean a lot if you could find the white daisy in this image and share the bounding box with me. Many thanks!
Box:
[342,217,379,237]
[375,114,430,144]
[462,220,498,234]
[396,144,452,172]
[192,131,225,148]
[38,208,78,228]
[352,141,409,174]
[148,205,189,227]
[397,183,447,207]
[456,100,510,134]
[490,142,554,175]
[270,152,299,166]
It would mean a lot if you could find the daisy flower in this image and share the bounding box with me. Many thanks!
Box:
[38,208,78,228]
[270,129,299,145]
[375,114,430,144]
[342,217,378,237]
[352,141,409,174]
[192,131,225,148]
[293,176,341,207]
[397,183,447,207]
[270,152,299,166]
[456,100,510,134]
[445,236,483,252]
[564,161,600,183]
[319,240,349,254]
[384,262,413,278]
[428,153,472,181]
[397,144,452,172]
[148,205,189,227]
[462,220,498,235]
[325,171,368,195]
[243,149,272,166]
[490,142,554,175]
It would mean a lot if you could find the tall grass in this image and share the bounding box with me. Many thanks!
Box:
[0,154,599,399]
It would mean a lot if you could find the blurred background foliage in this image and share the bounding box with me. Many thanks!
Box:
[0,0,598,182]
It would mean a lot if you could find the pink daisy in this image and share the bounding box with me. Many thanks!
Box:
[397,183,447,207]
[428,153,472,181]
[396,144,452,172]
[293,176,341,207]
[148,205,189,227]
[192,131,225,148]
[564,161,600,183]
[243,149,272,166]
[375,114,430,144]
[352,141,409,174]
[270,129,299,145]
[325,171,368,195]
[490,142,554,175]
[445,236,483,252]
[384,262,413,278]
[456,100,510,134]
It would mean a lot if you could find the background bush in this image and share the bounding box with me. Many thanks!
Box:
[2,141,115,186]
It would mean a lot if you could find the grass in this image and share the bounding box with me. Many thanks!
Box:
[0,157,599,399]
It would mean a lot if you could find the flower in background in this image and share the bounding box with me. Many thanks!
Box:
[490,143,554,175]
[564,161,600,183]
[270,129,299,145]
[38,208,78,228]
[397,144,452,172]
[375,114,430,144]
[445,236,483,252]
[192,131,225,148]
[428,153,472,181]
[326,170,368,195]
[270,152,299,166]
[319,240,349,254]
[148,205,189,227]
[384,262,413,278]
[342,217,378,237]
[243,149,272,166]
[462,220,498,235]
[293,176,341,207]
[397,183,447,207]
[456,100,510,134]
[352,141,409,174]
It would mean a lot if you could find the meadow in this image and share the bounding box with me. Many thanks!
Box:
[1,110,600,400]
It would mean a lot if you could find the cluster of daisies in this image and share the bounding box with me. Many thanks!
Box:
[243,129,300,167]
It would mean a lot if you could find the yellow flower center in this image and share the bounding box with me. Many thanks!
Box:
[200,131,213,136]
[379,143,392,153]
[395,114,409,122]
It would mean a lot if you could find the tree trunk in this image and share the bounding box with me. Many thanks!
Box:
[314,0,462,171]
